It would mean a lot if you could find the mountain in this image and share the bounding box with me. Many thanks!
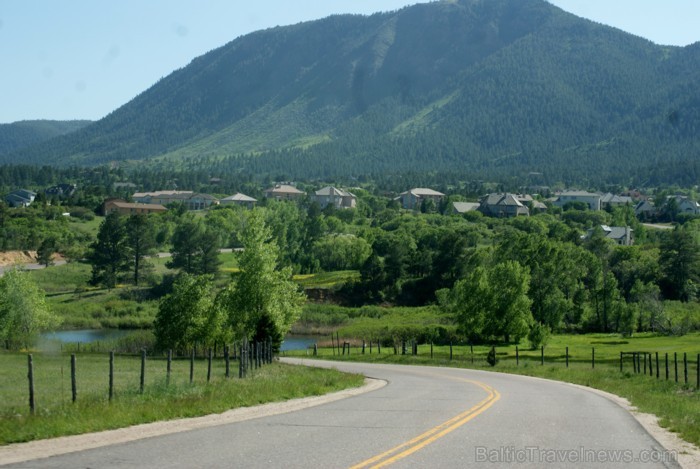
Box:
[4,0,699,186]
[0,120,91,158]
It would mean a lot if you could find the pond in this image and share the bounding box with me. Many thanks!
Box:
[40,330,318,351]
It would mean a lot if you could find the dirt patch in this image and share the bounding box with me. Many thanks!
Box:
[0,251,65,267]
[0,251,38,266]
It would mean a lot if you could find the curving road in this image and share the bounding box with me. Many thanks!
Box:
[1,359,681,468]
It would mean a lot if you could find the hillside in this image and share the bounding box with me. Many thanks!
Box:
[4,0,699,185]
[0,120,91,158]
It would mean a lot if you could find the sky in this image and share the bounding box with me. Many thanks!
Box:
[1,0,698,124]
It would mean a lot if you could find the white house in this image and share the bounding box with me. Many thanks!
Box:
[396,188,445,210]
[220,193,257,209]
[553,190,601,211]
[264,184,305,201]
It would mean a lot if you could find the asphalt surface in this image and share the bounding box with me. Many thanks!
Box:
[1,359,681,468]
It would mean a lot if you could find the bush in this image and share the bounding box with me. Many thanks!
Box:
[487,346,498,366]
[528,323,551,350]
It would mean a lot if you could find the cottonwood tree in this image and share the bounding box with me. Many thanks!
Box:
[153,273,228,353]
[167,218,222,275]
[0,268,60,350]
[217,210,305,352]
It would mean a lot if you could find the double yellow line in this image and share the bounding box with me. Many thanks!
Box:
[350,377,500,469]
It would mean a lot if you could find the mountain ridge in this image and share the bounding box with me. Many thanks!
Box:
[3,0,698,185]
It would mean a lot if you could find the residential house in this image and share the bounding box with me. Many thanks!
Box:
[515,194,547,213]
[132,191,219,210]
[452,202,480,214]
[220,193,257,209]
[674,196,700,215]
[552,190,602,211]
[634,200,656,219]
[478,193,530,218]
[585,225,634,246]
[312,186,357,209]
[264,184,305,201]
[5,189,36,207]
[601,193,634,209]
[396,188,445,210]
[45,183,77,198]
[104,199,167,216]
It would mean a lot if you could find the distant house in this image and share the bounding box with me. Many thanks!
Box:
[552,190,601,211]
[45,183,77,198]
[220,193,257,209]
[601,193,634,209]
[312,186,357,209]
[104,199,167,216]
[674,196,700,215]
[132,191,219,210]
[452,202,481,214]
[478,193,529,218]
[264,184,305,201]
[585,225,634,246]
[634,200,656,219]
[396,188,445,210]
[5,189,36,207]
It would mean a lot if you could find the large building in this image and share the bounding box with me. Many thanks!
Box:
[264,184,305,201]
[132,191,218,210]
[312,186,357,209]
[396,188,445,210]
[104,199,167,216]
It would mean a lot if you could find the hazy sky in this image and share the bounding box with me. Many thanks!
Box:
[1,0,697,124]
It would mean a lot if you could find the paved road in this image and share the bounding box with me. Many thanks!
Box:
[1,359,680,468]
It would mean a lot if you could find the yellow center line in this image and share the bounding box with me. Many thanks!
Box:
[350,375,501,469]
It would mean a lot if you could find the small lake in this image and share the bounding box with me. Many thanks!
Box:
[41,330,318,351]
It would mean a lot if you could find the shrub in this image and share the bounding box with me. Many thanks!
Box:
[528,323,551,350]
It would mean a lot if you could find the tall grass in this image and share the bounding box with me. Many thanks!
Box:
[0,352,363,445]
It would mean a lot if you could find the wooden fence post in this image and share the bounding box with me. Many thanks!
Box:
[643,352,647,374]
[207,348,213,382]
[697,354,699,390]
[430,341,433,359]
[378,340,381,355]
[684,353,688,385]
[665,353,669,380]
[591,347,595,369]
[28,354,35,415]
[140,349,146,393]
[516,346,519,366]
[674,352,678,382]
[190,348,195,383]
[167,349,172,386]
[449,341,453,361]
[109,351,115,400]
[656,352,659,379]
[566,347,569,368]
[225,345,230,378]
[71,354,77,403]
[470,344,474,364]
[541,345,544,365]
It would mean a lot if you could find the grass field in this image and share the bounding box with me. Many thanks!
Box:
[286,332,700,447]
[0,351,363,445]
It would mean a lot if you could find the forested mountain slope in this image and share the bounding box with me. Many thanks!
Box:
[0,120,91,158]
[4,0,699,186]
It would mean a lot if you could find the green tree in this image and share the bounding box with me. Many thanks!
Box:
[659,225,700,301]
[167,218,222,275]
[153,274,227,353]
[37,236,57,267]
[217,210,305,351]
[88,213,129,288]
[126,214,156,285]
[0,268,61,350]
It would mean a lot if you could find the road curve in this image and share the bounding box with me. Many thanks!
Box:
[1,359,681,468]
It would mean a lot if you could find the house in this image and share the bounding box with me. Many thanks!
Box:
[132,191,219,210]
[312,186,357,209]
[396,188,445,210]
[264,184,305,201]
[634,200,656,219]
[552,190,602,211]
[514,194,547,213]
[478,193,529,218]
[585,225,634,246]
[674,196,700,215]
[45,183,77,198]
[5,189,36,207]
[452,202,481,214]
[220,193,257,209]
[601,193,634,209]
[104,200,167,216]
